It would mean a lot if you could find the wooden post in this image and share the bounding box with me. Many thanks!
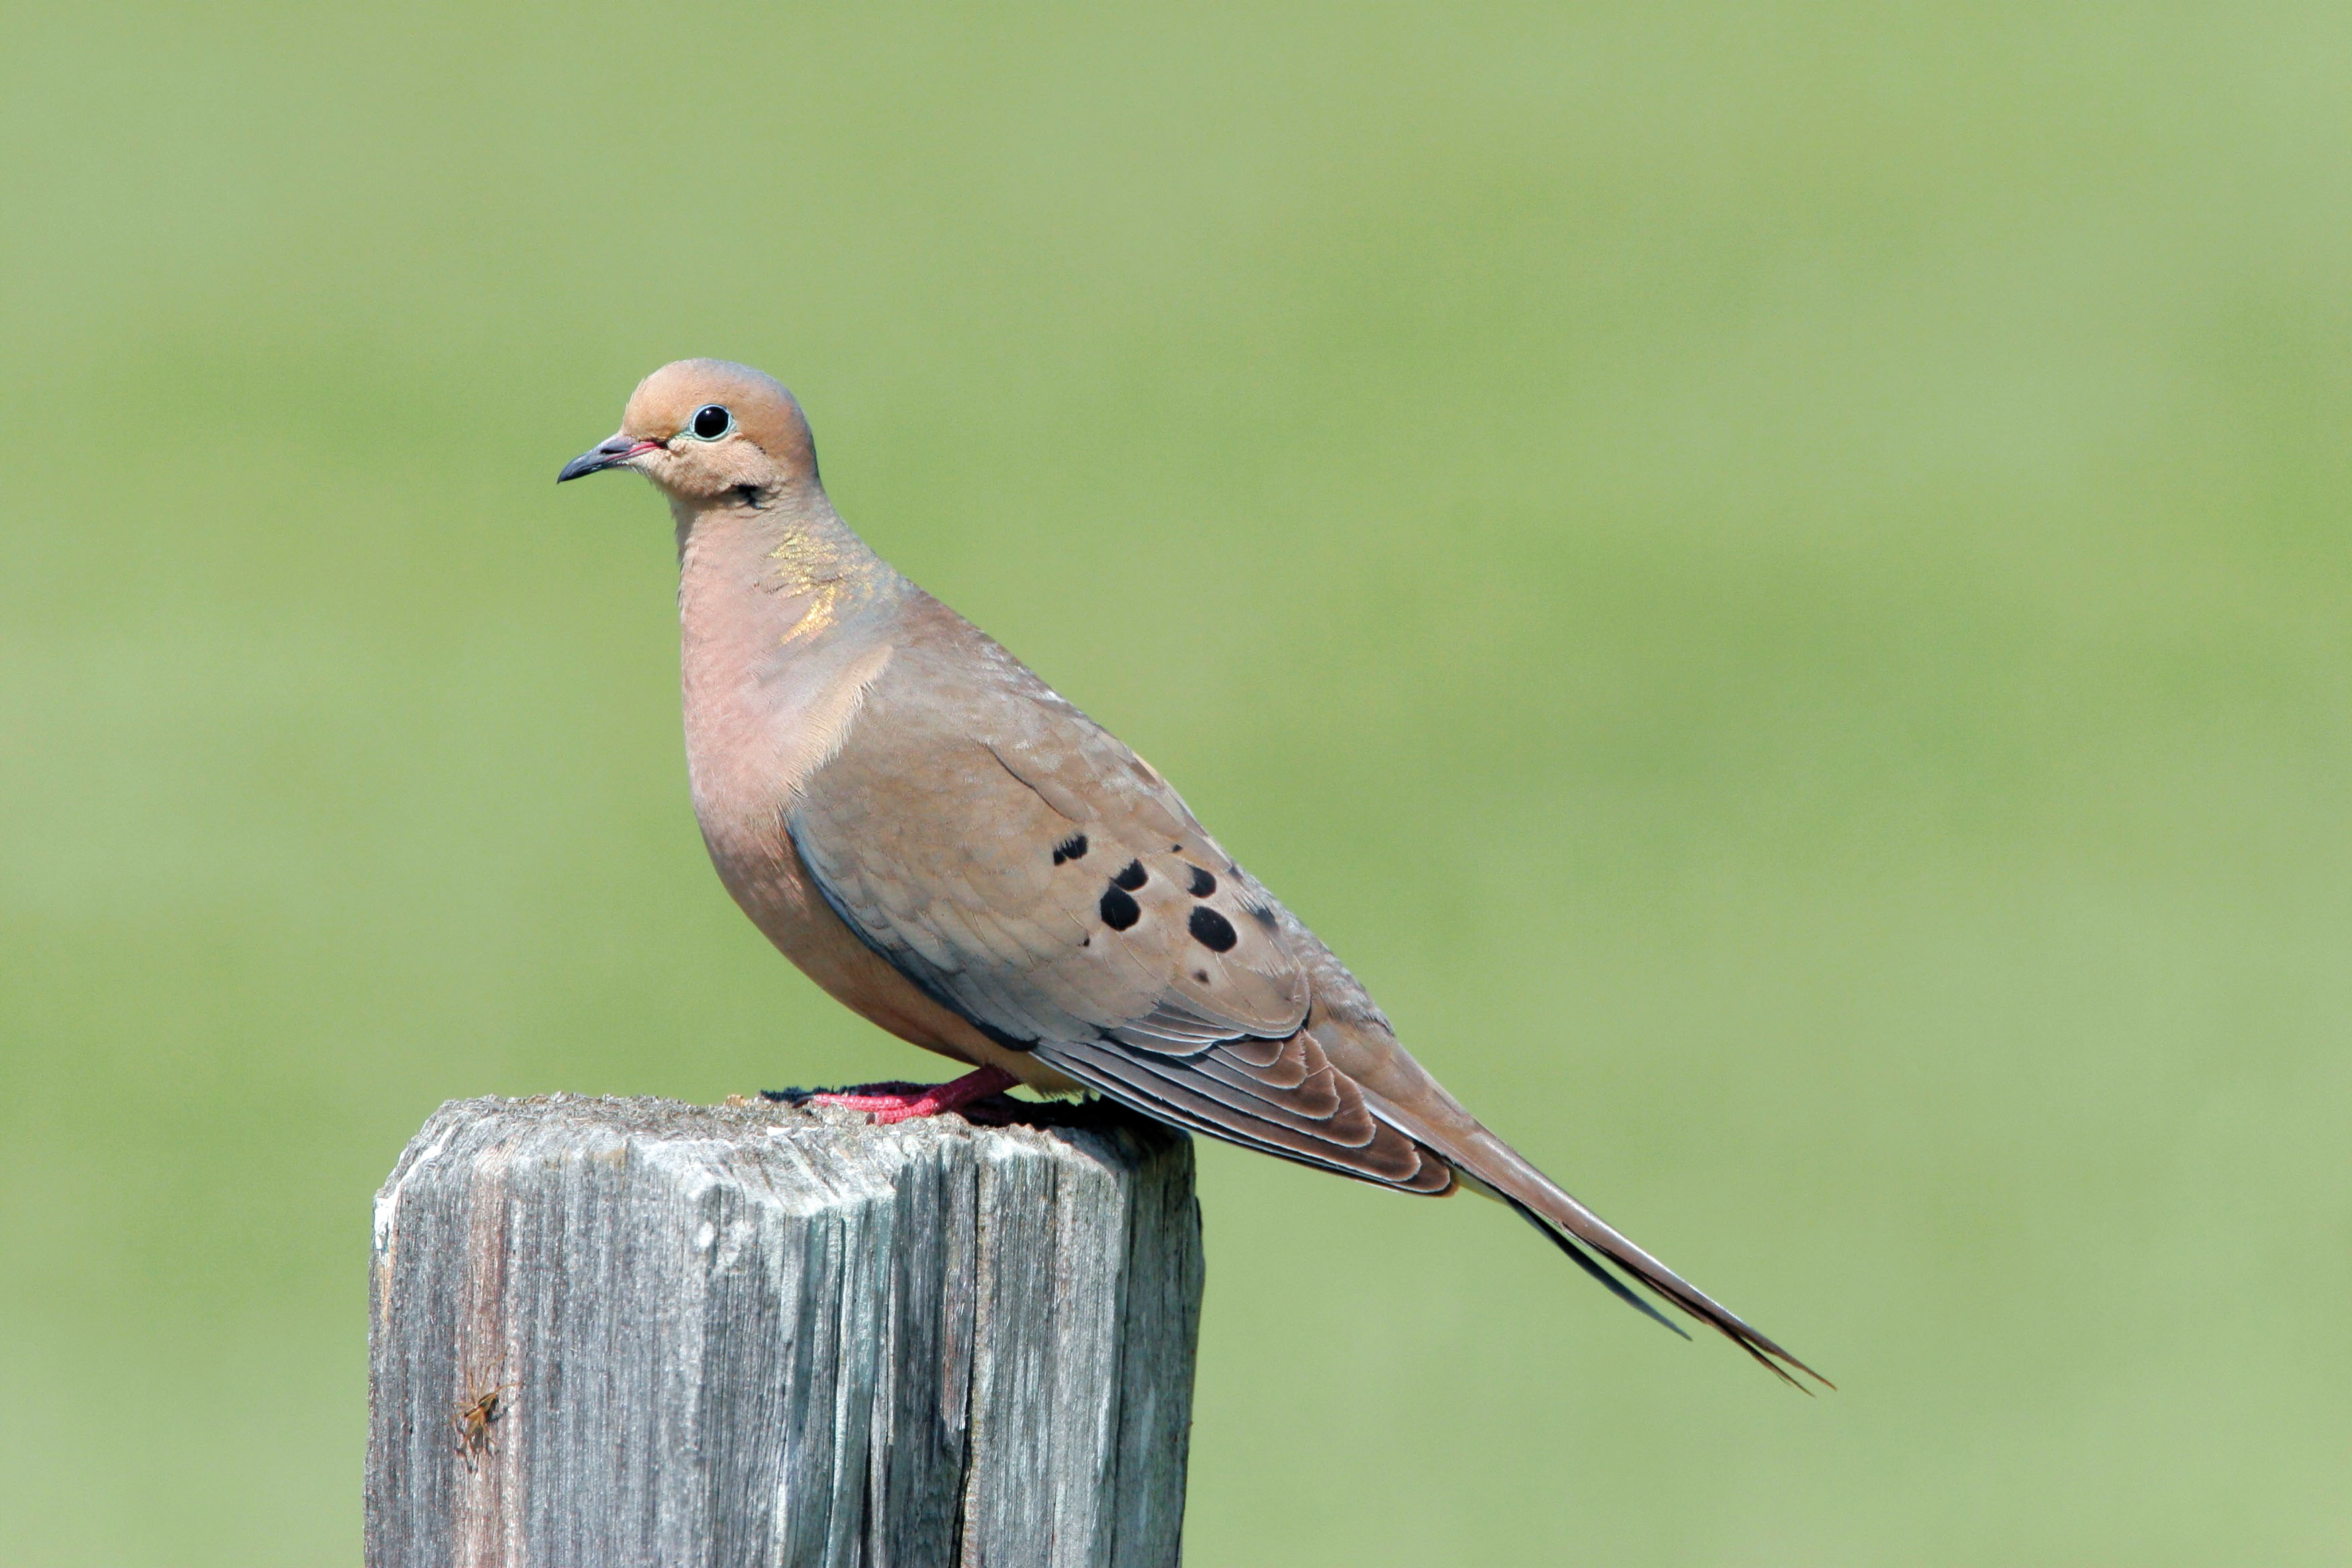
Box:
[366,1093,1204,1568]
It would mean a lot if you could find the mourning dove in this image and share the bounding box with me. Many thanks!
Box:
[559,360,1823,1386]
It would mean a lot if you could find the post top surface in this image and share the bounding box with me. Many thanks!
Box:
[375,1091,1191,1248]
[413,1089,1180,1149]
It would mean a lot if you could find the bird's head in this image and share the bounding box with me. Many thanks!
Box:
[558,358,818,507]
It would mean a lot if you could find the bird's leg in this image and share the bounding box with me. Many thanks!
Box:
[803,1065,1019,1124]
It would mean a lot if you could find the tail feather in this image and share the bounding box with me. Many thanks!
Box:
[1483,1130,1830,1389]
[1504,1197,1689,1342]
[1364,1093,1830,1390]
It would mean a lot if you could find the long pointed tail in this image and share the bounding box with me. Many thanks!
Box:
[1369,1097,1830,1389]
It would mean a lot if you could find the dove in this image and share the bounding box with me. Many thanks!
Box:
[558,359,1823,1386]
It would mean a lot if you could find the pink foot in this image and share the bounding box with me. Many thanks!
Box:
[807,1066,1019,1125]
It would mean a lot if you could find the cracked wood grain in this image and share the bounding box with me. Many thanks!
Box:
[366,1094,1202,1568]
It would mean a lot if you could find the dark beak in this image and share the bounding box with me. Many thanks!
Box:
[557,434,664,483]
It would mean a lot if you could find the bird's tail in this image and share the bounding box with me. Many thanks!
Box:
[1366,1095,1830,1390]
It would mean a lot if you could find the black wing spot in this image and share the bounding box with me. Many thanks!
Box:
[1248,905,1279,930]
[1052,832,1088,865]
[1188,906,1238,952]
[1112,859,1148,891]
[1192,969,1210,983]
[1100,887,1142,930]
[1187,865,1217,897]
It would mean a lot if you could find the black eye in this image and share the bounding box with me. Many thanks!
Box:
[691,404,732,440]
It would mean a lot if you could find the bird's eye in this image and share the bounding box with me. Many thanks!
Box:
[690,404,733,440]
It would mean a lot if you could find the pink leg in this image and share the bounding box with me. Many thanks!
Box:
[807,1066,1019,1124]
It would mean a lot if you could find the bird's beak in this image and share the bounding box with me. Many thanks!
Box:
[557,433,665,483]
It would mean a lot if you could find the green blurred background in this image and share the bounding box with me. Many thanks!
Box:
[5,4,2347,1562]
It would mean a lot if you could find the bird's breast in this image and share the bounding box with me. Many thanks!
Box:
[681,604,893,933]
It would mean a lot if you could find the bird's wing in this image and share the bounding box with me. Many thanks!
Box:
[782,617,1452,1193]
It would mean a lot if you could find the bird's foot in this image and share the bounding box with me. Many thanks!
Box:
[777,1066,1020,1125]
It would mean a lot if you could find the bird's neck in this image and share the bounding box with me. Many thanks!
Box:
[673,489,905,850]
[672,489,902,651]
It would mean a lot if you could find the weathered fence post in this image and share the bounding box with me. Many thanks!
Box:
[366,1093,1204,1567]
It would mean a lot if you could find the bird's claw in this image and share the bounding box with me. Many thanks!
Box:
[761,1067,1019,1124]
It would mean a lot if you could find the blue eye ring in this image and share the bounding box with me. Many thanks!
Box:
[687,404,733,441]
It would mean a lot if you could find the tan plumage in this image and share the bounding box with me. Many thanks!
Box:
[560,359,1824,1387]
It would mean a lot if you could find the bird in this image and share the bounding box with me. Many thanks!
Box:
[558,358,1824,1387]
